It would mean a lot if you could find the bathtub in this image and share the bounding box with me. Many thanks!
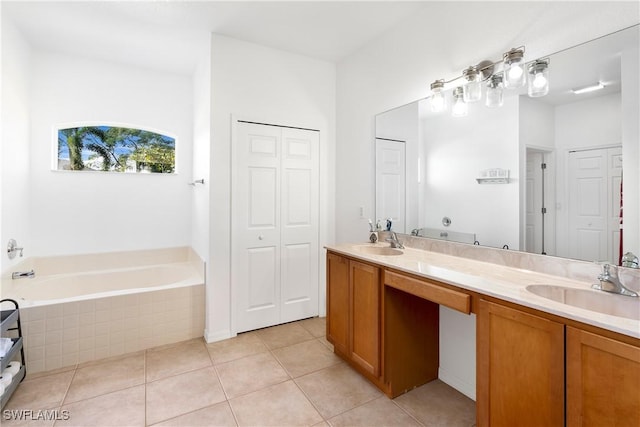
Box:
[0,247,205,374]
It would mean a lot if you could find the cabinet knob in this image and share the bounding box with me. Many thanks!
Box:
[258,235,264,240]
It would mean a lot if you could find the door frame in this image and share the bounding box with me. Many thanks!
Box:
[230,115,323,336]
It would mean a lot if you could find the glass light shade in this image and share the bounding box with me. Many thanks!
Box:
[528,59,549,97]
[430,80,446,112]
[462,67,482,103]
[486,75,504,108]
[503,48,526,88]
[451,87,468,117]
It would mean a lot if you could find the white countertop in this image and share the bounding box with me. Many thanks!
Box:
[326,242,640,339]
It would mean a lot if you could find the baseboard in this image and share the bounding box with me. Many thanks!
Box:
[204,328,235,343]
[438,367,476,401]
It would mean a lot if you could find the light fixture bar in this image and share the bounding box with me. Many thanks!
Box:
[571,82,605,94]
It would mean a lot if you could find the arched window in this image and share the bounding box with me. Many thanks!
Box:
[56,125,175,173]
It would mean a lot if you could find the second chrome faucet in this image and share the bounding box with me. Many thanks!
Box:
[592,264,638,297]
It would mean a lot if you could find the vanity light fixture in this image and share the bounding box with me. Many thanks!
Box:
[451,87,468,117]
[486,74,504,108]
[429,79,446,112]
[571,81,605,95]
[427,45,550,116]
[503,47,526,88]
[527,58,550,97]
[462,66,482,102]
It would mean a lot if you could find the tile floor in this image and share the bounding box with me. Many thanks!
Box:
[3,317,475,426]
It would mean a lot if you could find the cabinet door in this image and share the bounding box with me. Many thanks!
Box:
[350,260,381,377]
[477,300,564,427]
[326,253,349,355]
[567,326,640,427]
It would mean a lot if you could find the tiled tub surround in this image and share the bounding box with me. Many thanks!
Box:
[0,247,205,373]
[329,235,640,339]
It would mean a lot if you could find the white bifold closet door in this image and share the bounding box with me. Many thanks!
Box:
[233,121,319,333]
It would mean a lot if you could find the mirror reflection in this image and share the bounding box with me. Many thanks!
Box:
[375,25,639,264]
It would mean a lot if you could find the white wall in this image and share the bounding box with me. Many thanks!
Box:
[191,47,212,262]
[0,16,31,275]
[336,1,639,400]
[28,52,194,256]
[206,34,336,342]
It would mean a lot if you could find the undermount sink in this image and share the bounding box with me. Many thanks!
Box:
[355,246,404,256]
[526,284,640,321]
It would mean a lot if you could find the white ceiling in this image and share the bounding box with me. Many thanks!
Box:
[2,0,429,74]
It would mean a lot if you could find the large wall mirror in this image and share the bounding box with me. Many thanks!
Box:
[375,24,639,264]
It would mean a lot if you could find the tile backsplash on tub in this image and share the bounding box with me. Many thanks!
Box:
[20,284,205,373]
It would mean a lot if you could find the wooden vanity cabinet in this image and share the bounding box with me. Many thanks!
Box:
[566,326,640,427]
[326,252,382,381]
[477,300,565,427]
[326,253,350,355]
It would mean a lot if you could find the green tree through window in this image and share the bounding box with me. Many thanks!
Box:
[57,125,175,173]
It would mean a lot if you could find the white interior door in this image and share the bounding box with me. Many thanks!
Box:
[234,123,281,332]
[375,139,406,233]
[525,151,543,253]
[280,127,319,323]
[568,146,621,262]
[233,121,319,333]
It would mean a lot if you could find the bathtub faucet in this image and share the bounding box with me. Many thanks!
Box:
[11,269,35,280]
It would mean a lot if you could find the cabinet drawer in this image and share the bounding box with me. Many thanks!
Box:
[384,270,470,314]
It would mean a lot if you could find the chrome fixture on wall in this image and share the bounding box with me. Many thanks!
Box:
[428,46,550,116]
[6,239,24,260]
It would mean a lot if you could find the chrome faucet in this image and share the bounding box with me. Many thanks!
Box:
[592,264,638,297]
[12,269,35,280]
[386,232,404,249]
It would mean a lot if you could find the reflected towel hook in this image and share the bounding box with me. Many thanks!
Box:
[188,179,205,186]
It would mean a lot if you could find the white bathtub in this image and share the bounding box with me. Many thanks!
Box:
[0,247,206,374]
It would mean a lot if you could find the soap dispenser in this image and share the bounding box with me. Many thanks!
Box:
[368,219,379,243]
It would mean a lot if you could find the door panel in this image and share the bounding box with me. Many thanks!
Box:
[375,139,406,233]
[234,122,319,332]
[234,123,282,332]
[280,128,319,323]
[568,147,622,263]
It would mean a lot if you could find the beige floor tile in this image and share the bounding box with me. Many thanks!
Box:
[328,396,421,426]
[206,332,268,365]
[298,317,326,338]
[215,352,289,398]
[295,363,382,419]
[394,379,476,427]
[146,367,226,425]
[256,322,315,350]
[57,385,145,427]
[146,338,212,382]
[4,370,75,412]
[75,350,144,369]
[272,339,341,378]
[317,337,334,352]
[229,380,322,427]
[63,352,145,404]
[150,401,237,427]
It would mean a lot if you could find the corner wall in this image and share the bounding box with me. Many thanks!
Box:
[0,16,31,274]
[206,34,336,341]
